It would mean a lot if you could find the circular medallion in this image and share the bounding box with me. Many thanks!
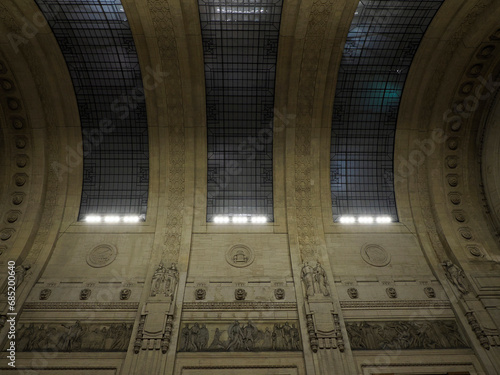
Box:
[87,244,117,268]
[226,244,254,268]
[361,244,391,267]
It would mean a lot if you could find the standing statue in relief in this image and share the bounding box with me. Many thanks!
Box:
[442,260,469,295]
[314,262,330,296]
[165,263,179,297]
[301,262,316,296]
[151,262,167,296]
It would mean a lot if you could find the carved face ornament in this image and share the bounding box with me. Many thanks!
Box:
[120,288,131,300]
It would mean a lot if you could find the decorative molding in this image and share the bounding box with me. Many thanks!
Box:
[23,302,139,310]
[182,366,298,370]
[466,311,490,349]
[340,300,451,309]
[134,313,174,354]
[294,0,335,262]
[182,302,297,310]
[0,54,33,257]
[147,0,185,265]
[442,26,500,251]
[361,362,474,368]
[306,313,318,352]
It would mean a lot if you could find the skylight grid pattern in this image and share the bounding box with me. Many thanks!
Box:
[35,0,149,220]
[330,0,443,222]
[199,0,282,222]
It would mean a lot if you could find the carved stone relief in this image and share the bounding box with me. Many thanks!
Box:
[14,263,30,288]
[467,245,483,257]
[274,288,285,300]
[120,289,131,300]
[301,261,330,297]
[86,244,117,268]
[234,288,247,301]
[79,289,91,300]
[195,288,206,300]
[178,320,302,352]
[225,244,254,268]
[39,289,51,300]
[347,288,359,299]
[151,262,179,297]
[361,244,391,267]
[346,320,469,350]
[386,287,397,298]
[442,260,470,295]
[465,311,490,349]
[424,287,436,298]
[14,321,133,352]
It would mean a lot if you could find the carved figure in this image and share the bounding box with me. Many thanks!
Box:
[272,323,286,350]
[197,324,209,350]
[79,289,91,300]
[291,324,301,350]
[235,288,247,301]
[15,263,31,288]
[442,260,469,295]
[39,289,51,300]
[347,287,358,299]
[195,288,206,300]
[314,262,330,296]
[165,263,179,297]
[120,289,131,300]
[243,320,258,350]
[208,327,225,350]
[301,262,315,296]
[386,287,397,298]
[151,262,167,296]
[263,327,273,349]
[274,288,285,300]
[180,324,192,351]
[226,321,244,351]
[60,321,83,351]
[424,287,435,298]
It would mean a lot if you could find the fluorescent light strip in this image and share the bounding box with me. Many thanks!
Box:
[85,215,142,224]
[212,216,268,224]
[338,216,392,224]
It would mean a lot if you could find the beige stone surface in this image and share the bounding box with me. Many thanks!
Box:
[0,0,499,374]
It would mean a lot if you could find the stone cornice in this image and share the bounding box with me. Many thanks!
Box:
[182,302,297,310]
